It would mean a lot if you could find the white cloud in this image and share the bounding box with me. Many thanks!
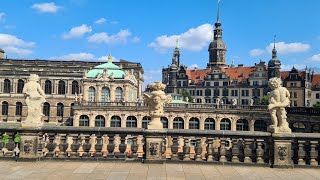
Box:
[87,30,132,44]
[62,24,92,39]
[0,12,5,21]
[0,33,35,47]
[266,42,310,54]
[132,36,140,43]
[249,48,265,57]
[145,70,161,74]
[3,46,33,55]
[188,64,199,69]
[95,18,106,24]
[50,53,117,61]
[110,21,119,25]
[281,64,306,71]
[309,54,320,62]
[149,24,213,52]
[31,2,60,13]
[97,55,118,61]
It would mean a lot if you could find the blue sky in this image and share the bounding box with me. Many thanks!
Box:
[1,0,320,85]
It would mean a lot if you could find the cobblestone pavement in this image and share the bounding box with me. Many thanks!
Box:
[0,161,319,180]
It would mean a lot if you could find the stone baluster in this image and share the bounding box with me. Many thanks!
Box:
[101,134,109,158]
[297,140,306,165]
[310,141,318,166]
[37,133,44,157]
[219,138,227,162]
[206,138,213,162]
[53,134,61,157]
[256,139,264,164]
[178,136,184,160]
[58,134,68,157]
[70,134,80,158]
[118,134,127,158]
[94,134,103,157]
[82,135,91,157]
[213,138,221,161]
[77,134,85,157]
[89,134,96,157]
[201,138,208,161]
[183,137,191,161]
[195,138,202,161]
[244,139,253,163]
[130,137,138,158]
[164,136,172,159]
[113,134,121,158]
[107,134,115,158]
[231,138,240,163]
[136,135,144,158]
[171,137,179,160]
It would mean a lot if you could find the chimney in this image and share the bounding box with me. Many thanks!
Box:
[0,49,4,59]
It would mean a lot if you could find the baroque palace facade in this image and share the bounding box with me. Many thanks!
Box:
[162,8,320,108]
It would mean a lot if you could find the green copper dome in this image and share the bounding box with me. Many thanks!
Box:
[86,55,125,79]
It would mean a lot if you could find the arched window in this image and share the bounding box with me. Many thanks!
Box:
[43,102,50,116]
[311,124,320,133]
[58,80,66,94]
[101,87,110,103]
[2,101,9,115]
[236,119,249,131]
[126,116,137,128]
[57,103,64,117]
[71,81,79,94]
[95,115,105,127]
[254,120,267,132]
[189,117,199,129]
[161,117,168,129]
[204,118,215,130]
[15,102,22,116]
[173,117,184,129]
[79,115,89,126]
[220,118,231,130]
[88,86,96,102]
[45,80,52,94]
[70,103,74,116]
[111,116,121,127]
[142,116,151,129]
[115,87,123,102]
[3,79,11,93]
[292,122,306,132]
[17,79,24,93]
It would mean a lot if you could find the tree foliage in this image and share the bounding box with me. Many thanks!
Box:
[180,89,193,102]
[260,95,269,105]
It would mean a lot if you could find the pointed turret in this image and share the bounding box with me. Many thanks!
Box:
[268,35,281,78]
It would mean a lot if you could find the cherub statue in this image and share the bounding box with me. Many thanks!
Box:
[267,77,291,133]
[232,99,237,106]
[250,99,254,106]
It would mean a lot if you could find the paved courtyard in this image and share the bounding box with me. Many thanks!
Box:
[0,160,319,180]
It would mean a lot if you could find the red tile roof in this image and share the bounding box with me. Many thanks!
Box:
[312,74,320,88]
[185,69,211,83]
[223,66,253,81]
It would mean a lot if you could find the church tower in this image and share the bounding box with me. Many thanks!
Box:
[207,0,227,69]
[268,37,281,78]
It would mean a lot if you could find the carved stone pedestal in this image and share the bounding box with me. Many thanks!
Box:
[272,134,293,168]
[19,133,39,161]
[147,116,163,130]
[145,131,164,161]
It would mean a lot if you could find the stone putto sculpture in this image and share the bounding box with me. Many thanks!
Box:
[267,77,291,133]
[22,74,46,127]
[232,99,237,106]
[250,98,254,106]
[143,82,172,129]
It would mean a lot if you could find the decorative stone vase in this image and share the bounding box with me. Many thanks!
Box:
[82,136,91,157]
[95,136,103,157]
[59,138,68,157]
[131,137,138,154]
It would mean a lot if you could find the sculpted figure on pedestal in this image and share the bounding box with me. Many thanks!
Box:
[232,99,237,106]
[22,74,46,127]
[267,77,291,133]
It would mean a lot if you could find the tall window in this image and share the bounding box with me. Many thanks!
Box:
[220,118,231,130]
[71,81,79,94]
[161,117,168,129]
[15,102,22,116]
[17,79,24,93]
[236,119,249,131]
[204,118,215,130]
[111,116,121,127]
[43,102,50,116]
[2,101,9,115]
[173,117,184,129]
[126,116,137,128]
[57,103,64,117]
[205,89,211,96]
[95,115,105,127]
[79,115,89,127]
[189,117,199,129]
[58,80,66,94]
[70,103,74,116]
[45,80,52,94]
[142,116,151,129]
[115,87,123,102]
[88,86,96,102]
[3,79,11,93]
[101,87,110,103]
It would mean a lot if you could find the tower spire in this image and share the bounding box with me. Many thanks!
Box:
[217,0,221,22]
[175,39,179,49]
[272,35,277,59]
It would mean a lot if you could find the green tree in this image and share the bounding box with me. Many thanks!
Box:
[260,95,269,105]
[313,103,320,108]
[180,89,193,102]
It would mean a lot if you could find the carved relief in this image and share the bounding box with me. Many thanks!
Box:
[23,140,34,154]
[149,142,159,156]
[277,146,287,161]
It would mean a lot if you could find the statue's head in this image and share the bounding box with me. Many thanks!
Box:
[149,82,166,91]
[28,74,40,82]
[268,77,282,89]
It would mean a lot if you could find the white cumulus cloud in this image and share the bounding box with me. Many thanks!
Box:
[3,46,33,55]
[31,2,60,13]
[0,12,5,21]
[62,24,92,39]
[266,42,310,54]
[95,18,106,24]
[0,33,35,55]
[87,30,132,44]
[50,53,117,61]
[309,54,320,62]
[281,64,306,71]
[132,37,140,43]
[149,24,213,52]
[249,48,265,57]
